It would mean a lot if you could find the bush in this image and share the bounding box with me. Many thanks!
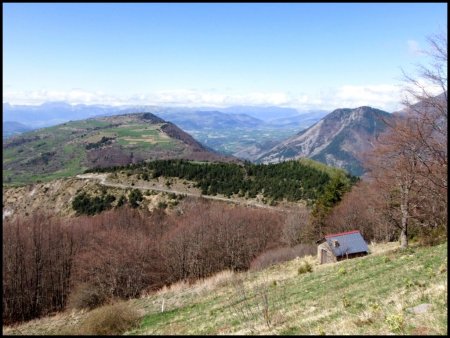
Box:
[341,295,350,308]
[298,261,313,274]
[67,283,108,311]
[157,201,168,209]
[250,244,316,271]
[385,313,405,333]
[116,194,127,208]
[129,189,143,208]
[78,301,141,335]
[338,267,347,275]
[72,192,116,215]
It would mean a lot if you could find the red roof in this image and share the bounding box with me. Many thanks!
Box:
[324,230,360,238]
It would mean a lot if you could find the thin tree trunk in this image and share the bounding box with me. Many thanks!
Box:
[400,185,409,248]
[400,227,408,248]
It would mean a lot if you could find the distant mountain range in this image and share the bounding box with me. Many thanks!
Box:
[3,102,140,128]
[157,110,265,130]
[3,102,328,158]
[255,106,393,176]
[3,112,234,185]
[3,102,325,128]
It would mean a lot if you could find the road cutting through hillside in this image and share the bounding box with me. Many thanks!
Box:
[76,173,285,211]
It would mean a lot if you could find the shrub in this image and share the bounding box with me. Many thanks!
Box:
[116,194,127,207]
[67,283,108,311]
[385,313,405,333]
[72,192,116,215]
[338,267,347,275]
[250,244,316,271]
[129,189,143,208]
[298,261,313,275]
[157,201,168,209]
[341,295,350,308]
[78,301,141,335]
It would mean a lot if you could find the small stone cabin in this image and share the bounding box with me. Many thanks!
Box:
[316,230,369,264]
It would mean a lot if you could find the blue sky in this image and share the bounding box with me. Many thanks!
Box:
[3,3,447,111]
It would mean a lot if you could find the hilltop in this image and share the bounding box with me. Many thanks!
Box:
[3,112,233,186]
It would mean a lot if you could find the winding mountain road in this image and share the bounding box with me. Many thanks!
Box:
[75,173,285,211]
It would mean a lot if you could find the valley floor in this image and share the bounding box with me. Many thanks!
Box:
[3,241,447,335]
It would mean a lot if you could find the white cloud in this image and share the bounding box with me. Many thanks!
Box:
[3,84,406,112]
[407,39,423,56]
[331,84,403,111]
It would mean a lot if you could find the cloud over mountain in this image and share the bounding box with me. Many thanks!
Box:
[3,84,405,112]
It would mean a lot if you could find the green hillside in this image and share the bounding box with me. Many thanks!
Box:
[3,113,225,186]
[86,158,357,204]
[4,242,447,335]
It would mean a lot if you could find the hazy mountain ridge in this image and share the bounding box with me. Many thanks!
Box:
[157,110,265,130]
[3,121,33,139]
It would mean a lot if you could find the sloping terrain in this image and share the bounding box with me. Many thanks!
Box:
[3,113,232,186]
[3,242,447,335]
[256,106,393,176]
[3,157,353,220]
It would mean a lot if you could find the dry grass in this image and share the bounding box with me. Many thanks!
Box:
[154,269,236,297]
[250,244,316,271]
[77,301,141,335]
[368,240,400,255]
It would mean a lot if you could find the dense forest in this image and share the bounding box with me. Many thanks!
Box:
[85,159,358,204]
[3,200,291,324]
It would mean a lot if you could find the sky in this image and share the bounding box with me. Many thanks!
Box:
[3,3,447,112]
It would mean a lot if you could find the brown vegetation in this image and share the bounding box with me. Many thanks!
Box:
[250,244,316,271]
[77,301,141,335]
[2,213,77,324]
[2,199,284,325]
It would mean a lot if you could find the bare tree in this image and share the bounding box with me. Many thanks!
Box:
[281,207,310,246]
[366,122,425,248]
[401,32,447,232]
[325,180,397,242]
[365,32,447,247]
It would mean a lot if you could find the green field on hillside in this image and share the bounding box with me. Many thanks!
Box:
[2,117,182,186]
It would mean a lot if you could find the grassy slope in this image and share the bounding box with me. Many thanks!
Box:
[3,241,447,335]
[2,117,181,186]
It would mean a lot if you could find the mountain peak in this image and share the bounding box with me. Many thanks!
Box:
[256,106,394,176]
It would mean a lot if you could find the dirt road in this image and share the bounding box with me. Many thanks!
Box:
[75,173,284,211]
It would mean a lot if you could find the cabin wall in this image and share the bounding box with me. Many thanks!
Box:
[317,243,336,264]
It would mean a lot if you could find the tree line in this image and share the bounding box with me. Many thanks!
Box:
[85,159,358,204]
